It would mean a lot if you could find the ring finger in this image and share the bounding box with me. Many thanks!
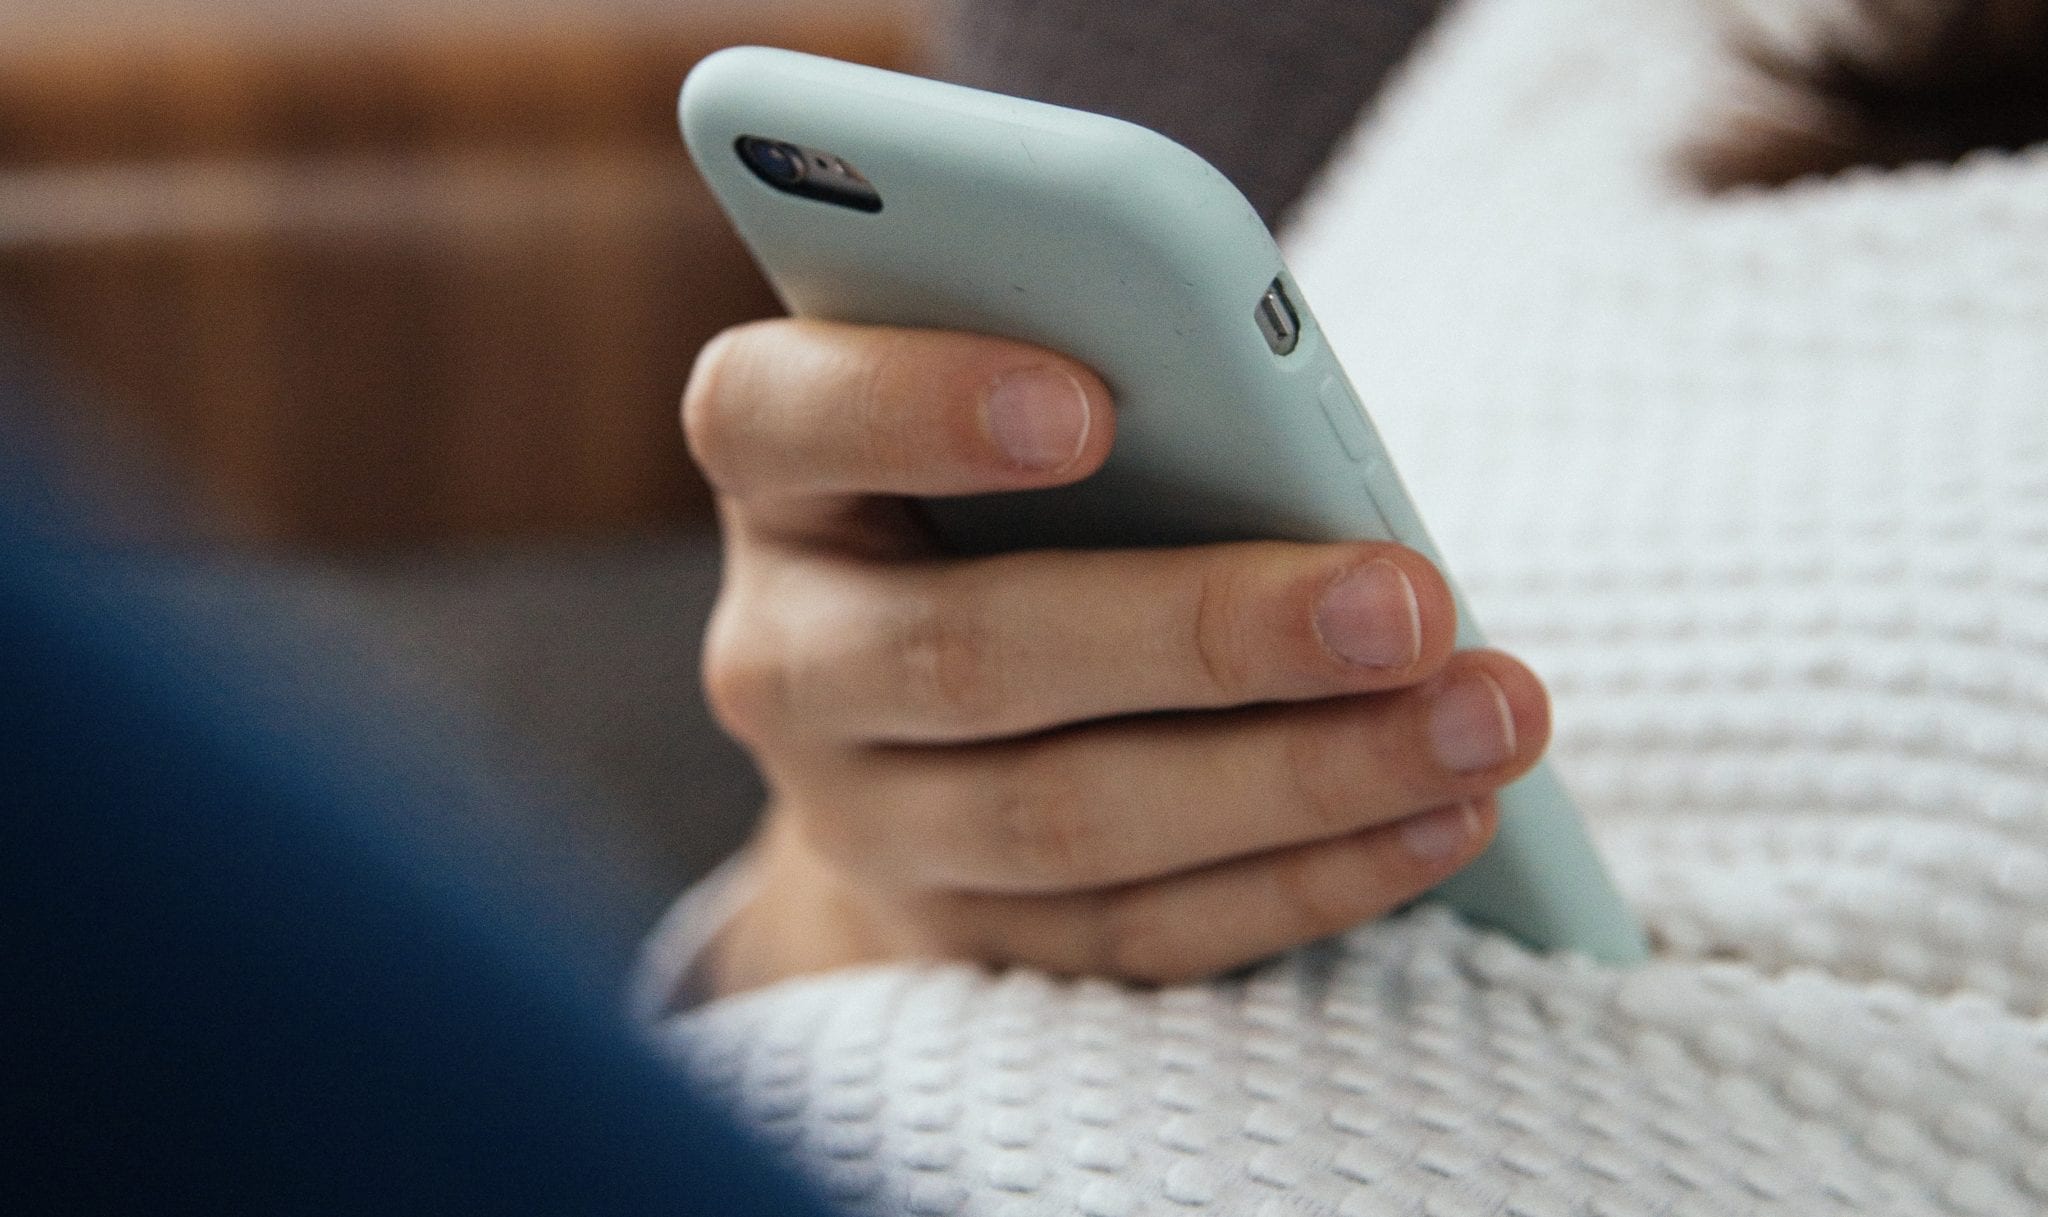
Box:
[794,650,1548,894]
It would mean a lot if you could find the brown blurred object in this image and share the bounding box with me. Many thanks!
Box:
[1690,0,2048,192]
[0,0,931,544]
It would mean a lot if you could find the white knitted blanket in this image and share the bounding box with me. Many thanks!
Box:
[652,0,2048,1212]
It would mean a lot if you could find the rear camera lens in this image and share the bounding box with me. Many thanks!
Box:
[737,137,806,187]
[731,135,881,212]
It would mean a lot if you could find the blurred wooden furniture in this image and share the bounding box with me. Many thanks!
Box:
[0,0,930,544]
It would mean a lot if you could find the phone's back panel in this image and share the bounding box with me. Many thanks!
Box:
[682,47,1648,965]
[683,46,1404,556]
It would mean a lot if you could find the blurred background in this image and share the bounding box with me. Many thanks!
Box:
[1,0,933,933]
[15,0,2041,972]
[1,0,1453,949]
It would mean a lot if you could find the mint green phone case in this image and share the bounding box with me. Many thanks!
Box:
[681,47,1648,965]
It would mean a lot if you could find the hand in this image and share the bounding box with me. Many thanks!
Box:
[681,319,1551,995]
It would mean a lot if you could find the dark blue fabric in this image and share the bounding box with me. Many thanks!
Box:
[0,430,834,1215]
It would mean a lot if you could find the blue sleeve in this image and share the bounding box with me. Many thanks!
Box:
[0,461,837,1216]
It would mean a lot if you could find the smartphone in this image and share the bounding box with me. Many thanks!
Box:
[680,46,1648,965]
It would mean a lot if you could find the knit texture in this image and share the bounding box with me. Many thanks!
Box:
[653,0,2048,1212]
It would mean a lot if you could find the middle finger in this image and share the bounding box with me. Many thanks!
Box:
[760,539,1459,743]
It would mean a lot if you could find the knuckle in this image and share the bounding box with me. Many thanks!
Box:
[1279,714,1364,836]
[699,603,788,745]
[893,583,1006,727]
[1189,554,1258,702]
[990,760,1098,888]
[853,328,922,477]
[1271,843,1367,942]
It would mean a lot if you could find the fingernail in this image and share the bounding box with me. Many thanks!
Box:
[1399,803,1481,863]
[1428,672,1517,772]
[1315,560,1422,668]
[983,367,1090,472]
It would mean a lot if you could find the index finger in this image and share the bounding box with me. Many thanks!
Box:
[682,318,1115,504]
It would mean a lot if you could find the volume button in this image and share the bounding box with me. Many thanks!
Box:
[1317,375,1374,463]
